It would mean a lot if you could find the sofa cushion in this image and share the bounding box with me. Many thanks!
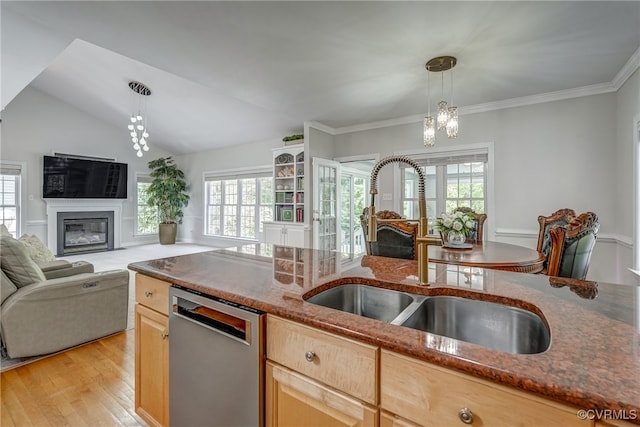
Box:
[18,234,56,263]
[1,269,18,304]
[0,235,46,287]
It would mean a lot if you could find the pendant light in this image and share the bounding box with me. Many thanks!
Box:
[127,81,151,158]
[424,56,459,147]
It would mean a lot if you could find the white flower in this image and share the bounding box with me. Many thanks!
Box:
[455,211,463,218]
[452,221,463,231]
[443,218,453,228]
[465,220,475,229]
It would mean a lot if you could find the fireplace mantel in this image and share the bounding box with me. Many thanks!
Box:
[45,199,124,254]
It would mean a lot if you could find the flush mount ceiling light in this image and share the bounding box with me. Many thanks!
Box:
[423,56,458,147]
[127,81,151,158]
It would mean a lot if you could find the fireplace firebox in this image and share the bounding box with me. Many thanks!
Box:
[56,211,114,256]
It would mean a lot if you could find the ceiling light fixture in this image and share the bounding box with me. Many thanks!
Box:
[127,81,151,158]
[424,56,458,147]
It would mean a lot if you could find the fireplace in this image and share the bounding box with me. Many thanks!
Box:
[56,211,114,256]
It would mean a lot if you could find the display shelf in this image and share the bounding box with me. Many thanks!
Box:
[272,146,305,223]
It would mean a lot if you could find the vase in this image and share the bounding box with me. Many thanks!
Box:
[447,230,466,247]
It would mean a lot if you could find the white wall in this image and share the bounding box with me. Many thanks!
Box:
[614,68,640,284]
[1,86,174,247]
[330,80,640,284]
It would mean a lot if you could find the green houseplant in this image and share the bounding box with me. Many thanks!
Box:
[146,156,190,244]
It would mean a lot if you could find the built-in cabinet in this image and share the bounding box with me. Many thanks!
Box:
[264,222,310,248]
[266,315,594,427]
[273,145,305,223]
[134,274,171,427]
[266,316,378,427]
[264,145,311,248]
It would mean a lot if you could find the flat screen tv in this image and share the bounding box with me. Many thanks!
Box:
[43,155,128,199]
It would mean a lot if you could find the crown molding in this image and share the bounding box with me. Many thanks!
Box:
[324,47,640,136]
[613,45,640,90]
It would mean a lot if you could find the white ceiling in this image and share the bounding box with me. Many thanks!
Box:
[2,1,639,155]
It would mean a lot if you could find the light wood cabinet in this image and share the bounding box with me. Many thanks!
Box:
[597,419,639,426]
[266,361,377,427]
[380,350,593,427]
[267,315,378,405]
[380,411,421,427]
[134,274,171,427]
[266,315,378,427]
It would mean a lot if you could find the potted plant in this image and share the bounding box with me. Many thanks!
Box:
[146,156,190,244]
[282,133,304,146]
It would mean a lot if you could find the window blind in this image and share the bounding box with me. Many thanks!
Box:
[408,150,488,168]
[0,163,22,176]
[204,169,271,181]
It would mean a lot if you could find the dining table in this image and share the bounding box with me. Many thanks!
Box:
[427,241,545,273]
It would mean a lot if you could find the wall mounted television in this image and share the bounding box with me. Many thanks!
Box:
[43,155,128,199]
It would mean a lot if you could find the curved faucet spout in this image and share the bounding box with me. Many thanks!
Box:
[367,155,430,285]
[369,155,426,219]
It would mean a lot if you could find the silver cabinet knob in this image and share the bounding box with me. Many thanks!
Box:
[144,290,153,297]
[305,351,315,362]
[161,331,169,340]
[458,408,473,424]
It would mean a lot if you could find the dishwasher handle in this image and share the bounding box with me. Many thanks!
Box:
[172,293,258,346]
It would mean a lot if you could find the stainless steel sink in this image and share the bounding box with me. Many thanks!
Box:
[305,284,415,323]
[305,284,550,354]
[400,296,550,354]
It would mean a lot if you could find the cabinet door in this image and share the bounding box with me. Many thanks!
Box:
[381,411,421,427]
[266,362,377,427]
[264,223,284,245]
[381,350,592,427]
[284,225,308,248]
[135,304,169,427]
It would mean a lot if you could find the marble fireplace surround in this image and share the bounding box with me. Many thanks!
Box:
[45,199,124,255]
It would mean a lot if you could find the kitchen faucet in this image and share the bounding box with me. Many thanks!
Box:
[367,155,430,285]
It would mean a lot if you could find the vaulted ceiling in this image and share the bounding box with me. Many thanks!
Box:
[3,1,639,154]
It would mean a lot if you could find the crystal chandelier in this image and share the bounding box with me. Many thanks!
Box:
[423,56,458,147]
[127,81,151,158]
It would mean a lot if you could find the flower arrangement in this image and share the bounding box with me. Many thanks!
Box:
[435,211,476,236]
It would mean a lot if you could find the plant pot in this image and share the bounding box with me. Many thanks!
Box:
[159,223,177,245]
[447,230,466,247]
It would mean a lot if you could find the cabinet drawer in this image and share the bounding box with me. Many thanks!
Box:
[381,350,592,427]
[135,274,170,315]
[267,316,378,405]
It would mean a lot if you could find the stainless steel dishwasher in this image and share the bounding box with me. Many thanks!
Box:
[169,286,265,427]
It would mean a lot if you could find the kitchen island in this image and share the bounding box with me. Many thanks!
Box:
[128,244,640,426]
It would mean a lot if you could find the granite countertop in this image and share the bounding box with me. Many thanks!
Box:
[128,244,640,423]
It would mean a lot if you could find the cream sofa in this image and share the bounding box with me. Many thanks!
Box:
[0,233,129,359]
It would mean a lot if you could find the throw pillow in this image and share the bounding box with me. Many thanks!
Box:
[0,235,46,287]
[18,234,56,263]
[0,224,11,236]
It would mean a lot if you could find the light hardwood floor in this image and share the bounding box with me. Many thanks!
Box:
[1,243,221,426]
[1,330,144,426]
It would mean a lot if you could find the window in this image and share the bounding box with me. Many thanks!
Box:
[136,175,158,235]
[0,163,22,237]
[205,172,273,239]
[401,150,488,233]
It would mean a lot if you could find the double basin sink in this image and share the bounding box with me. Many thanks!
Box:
[305,284,550,354]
